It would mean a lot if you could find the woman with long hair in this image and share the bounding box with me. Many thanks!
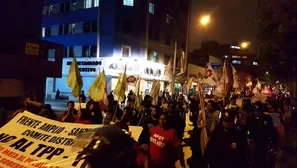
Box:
[88,101,103,124]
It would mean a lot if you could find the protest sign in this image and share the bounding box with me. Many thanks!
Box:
[0,111,142,168]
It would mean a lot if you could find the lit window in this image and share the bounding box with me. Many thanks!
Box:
[122,45,131,57]
[94,0,99,7]
[232,60,241,64]
[84,0,92,8]
[70,24,76,34]
[72,0,77,11]
[166,14,172,24]
[242,56,247,59]
[253,61,258,66]
[149,3,155,14]
[42,28,45,37]
[153,51,159,62]
[230,46,240,49]
[232,55,240,58]
[123,0,134,6]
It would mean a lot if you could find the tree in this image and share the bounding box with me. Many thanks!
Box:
[257,0,296,81]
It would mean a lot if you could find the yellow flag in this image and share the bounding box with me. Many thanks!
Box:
[135,77,142,111]
[114,73,122,94]
[67,57,83,98]
[186,77,194,93]
[116,64,127,102]
[150,80,160,105]
[88,71,106,102]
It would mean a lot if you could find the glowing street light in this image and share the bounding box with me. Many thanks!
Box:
[200,15,210,26]
[241,41,250,49]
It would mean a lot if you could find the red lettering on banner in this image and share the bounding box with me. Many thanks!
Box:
[0,148,61,168]
[2,149,19,159]
[16,155,26,162]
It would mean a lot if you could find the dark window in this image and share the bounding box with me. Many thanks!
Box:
[42,7,47,15]
[166,14,172,24]
[91,21,97,32]
[63,24,69,34]
[165,36,171,45]
[68,46,74,58]
[64,47,68,58]
[155,29,160,41]
[149,28,153,40]
[83,22,91,33]
[122,20,133,32]
[58,25,63,35]
[45,27,51,36]
[65,1,70,11]
[90,46,97,57]
[59,3,65,12]
[68,46,74,57]
[82,46,90,57]
[122,46,131,57]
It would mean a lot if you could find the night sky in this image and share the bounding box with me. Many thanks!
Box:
[189,0,258,51]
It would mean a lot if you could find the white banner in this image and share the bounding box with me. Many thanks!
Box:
[0,111,142,168]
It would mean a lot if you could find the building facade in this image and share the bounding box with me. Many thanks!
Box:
[188,40,262,91]
[0,0,63,109]
[42,0,190,99]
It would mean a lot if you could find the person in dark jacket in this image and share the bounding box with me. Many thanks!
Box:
[246,101,277,168]
[39,104,57,120]
[188,94,199,125]
[204,109,249,168]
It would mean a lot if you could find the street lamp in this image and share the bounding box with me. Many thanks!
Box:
[241,41,250,49]
[200,15,210,26]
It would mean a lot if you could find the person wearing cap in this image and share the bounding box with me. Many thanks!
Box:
[204,109,249,168]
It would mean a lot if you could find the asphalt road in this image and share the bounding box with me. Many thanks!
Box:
[46,99,296,168]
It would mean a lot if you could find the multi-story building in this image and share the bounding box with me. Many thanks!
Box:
[0,0,63,109]
[42,0,190,98]
[188,40,262,90]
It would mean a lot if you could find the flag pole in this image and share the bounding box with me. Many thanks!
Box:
[172,42,177,95]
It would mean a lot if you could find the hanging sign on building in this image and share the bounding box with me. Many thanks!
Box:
[102,57,165,80]
[62,58,102,76]
[25,42,40,56]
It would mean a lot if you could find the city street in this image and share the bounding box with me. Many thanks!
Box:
[46,99,296,168]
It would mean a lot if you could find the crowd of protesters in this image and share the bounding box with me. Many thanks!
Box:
[1,89,297,168]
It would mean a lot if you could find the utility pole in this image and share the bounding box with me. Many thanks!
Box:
[185,0,192,77]
[145,0,150,60]
[172,42,177,95]
[96,2,100,58]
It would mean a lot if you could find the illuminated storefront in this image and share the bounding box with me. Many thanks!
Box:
[102,57,166,95]
[45,57,167,99]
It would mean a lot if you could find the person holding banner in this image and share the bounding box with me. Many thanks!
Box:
[11,90,43,119]
[75,109,92,124]
[87,101,103,124]
[62,101,78,123]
